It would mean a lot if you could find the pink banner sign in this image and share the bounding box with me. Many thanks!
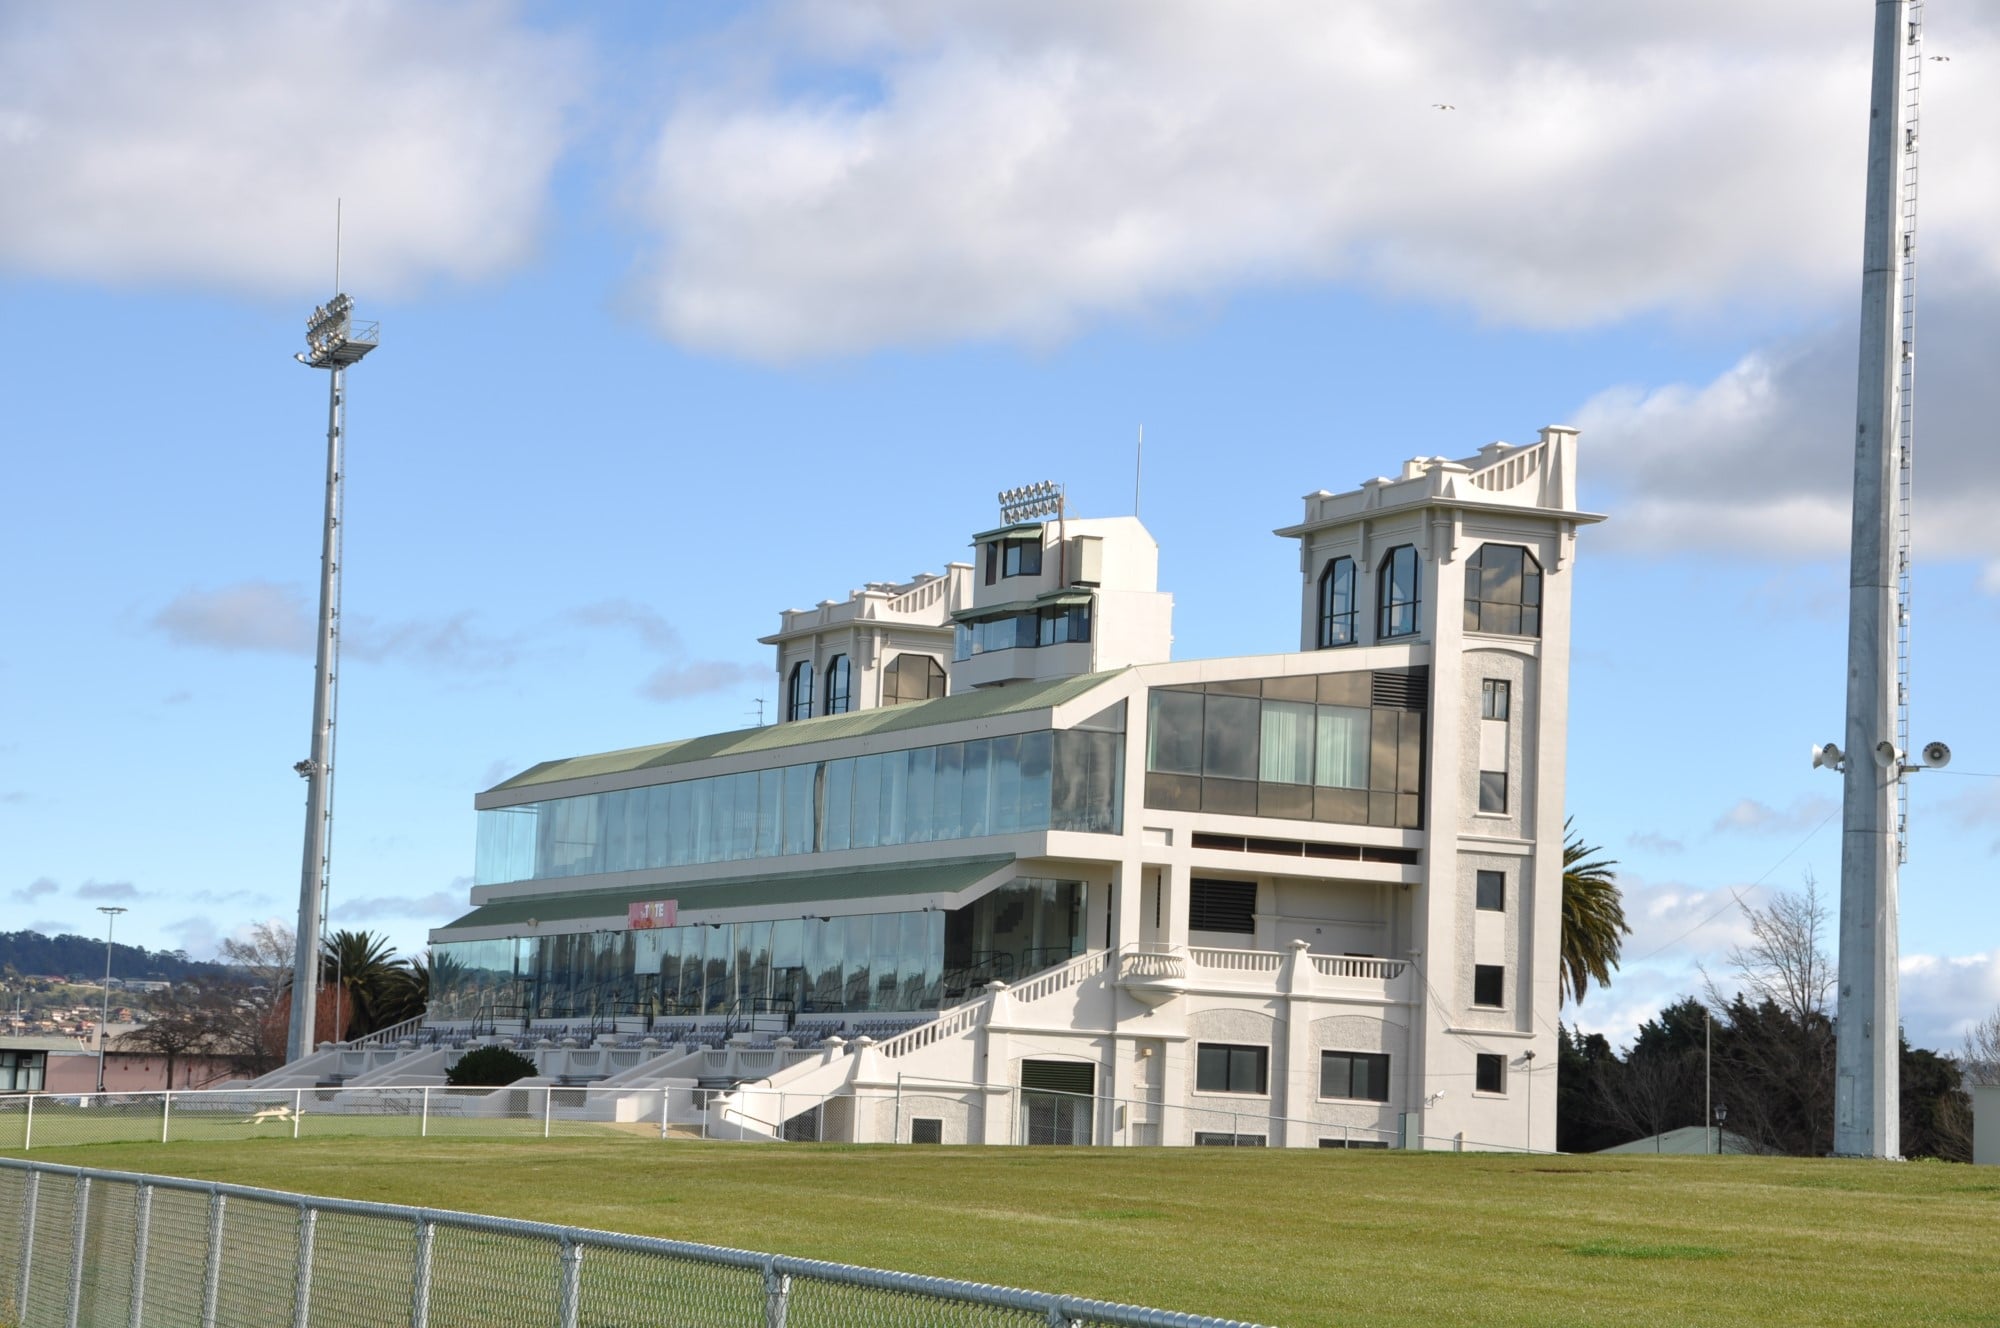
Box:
[628,899,677,930]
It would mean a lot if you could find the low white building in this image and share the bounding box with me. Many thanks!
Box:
[427,426,1599,1150]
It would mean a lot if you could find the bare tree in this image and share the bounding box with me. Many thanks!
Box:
[1960,1009,2000,1087]
[1707,872,1833,1022]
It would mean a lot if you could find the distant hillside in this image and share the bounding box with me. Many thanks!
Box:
[0,930,231,984]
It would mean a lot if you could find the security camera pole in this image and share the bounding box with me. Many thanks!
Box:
[1833,0,1920,1159]
[285,257,380,1064]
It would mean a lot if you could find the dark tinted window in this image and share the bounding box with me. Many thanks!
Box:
[1317,557,1357,648]
[1320,1051,1390,1101]
[1476,870,1505,911]
[1196,1043,1268,1095]
[1476,1053,1506,1094]
[1377,545,1421,638]
[1464,544,1543,637]
[1473,965,1504,1008]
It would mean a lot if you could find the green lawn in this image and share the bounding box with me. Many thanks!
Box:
[8,1136,1999,1327]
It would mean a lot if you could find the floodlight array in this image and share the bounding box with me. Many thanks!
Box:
[998,479,1064,525]
[297,292,378,369]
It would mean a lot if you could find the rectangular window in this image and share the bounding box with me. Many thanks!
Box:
[1195,1043,1269,1095]
[1476,870,1505,911]
[1189,879,1256,934]
[1319,1051,1390,1102]
[1478,770,1508,814]
[1473,964,1504,1008]
[1194,1132,1267,1147]
[1481,679,1510,721]
[1200,694,1260,781]
[1002,538,1043,578]
[1476,1053,1506,1095]
[1313,705,1369,789]
[1319,1137,1390,1149]
[1257,700,1315,784]
[910,1118,943,1144]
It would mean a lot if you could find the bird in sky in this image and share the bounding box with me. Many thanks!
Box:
[1929,55,1950,62]
[1432,103,1455,110]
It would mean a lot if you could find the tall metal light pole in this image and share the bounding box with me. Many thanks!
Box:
[95,905,127,1093]
[1833,0,1922,1159]
[285,288,379,1063]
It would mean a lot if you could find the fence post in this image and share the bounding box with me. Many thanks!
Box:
[892,1074,902,1145]
[16,1169,38,1313]
[557,1236,582,1328]
[162,1092,172,1144]
[64,1175,89,1328]
[290,1201,317,1328]
[761,1258,790,1328]
[421,1087,430,1139]
[543,1088,553,1140]
[294,1089,304,1140]
[127,1183,151,1328]
[659,1087,669,1141]
[199,1191,226,1328]
[409,1217,434,1328]
[22,1095,31,1151]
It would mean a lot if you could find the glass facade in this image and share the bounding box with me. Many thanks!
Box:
[476,729,1123,886]
[1144,674,1425,829]
[433,879,1083,1020]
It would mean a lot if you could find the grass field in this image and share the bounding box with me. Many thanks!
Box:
[8,1136,1998,1327]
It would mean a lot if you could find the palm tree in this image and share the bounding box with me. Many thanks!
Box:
[1561,819,1630,1006]
[372,952,430,1029]
[320,929,403,1039]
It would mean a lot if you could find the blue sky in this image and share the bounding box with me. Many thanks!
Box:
[5,0,1999,1049]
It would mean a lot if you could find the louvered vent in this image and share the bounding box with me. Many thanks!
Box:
[1371,666,1430,711]
[1189,878,1257,933]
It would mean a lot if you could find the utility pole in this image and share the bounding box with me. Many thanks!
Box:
[285,255,380,1064]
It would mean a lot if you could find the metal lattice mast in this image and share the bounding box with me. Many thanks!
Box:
[286,293,379,1063]
[1834,0,1919,1159]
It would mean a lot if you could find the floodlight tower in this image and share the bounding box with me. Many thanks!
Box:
[1831,0,1925,1159]
[286,290,379,1063]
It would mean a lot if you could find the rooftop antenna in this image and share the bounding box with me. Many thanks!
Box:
[286,205,380,1065]
[1134,424,1144,519]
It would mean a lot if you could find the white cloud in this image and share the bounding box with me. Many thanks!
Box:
[643,660,762,702]
[333,891,463,923]
[152,580,522,672]
[1713,796,1839,837]
[1574,283,2000,559]
[1901,949,2000,1049]
[0,1,583,295]
[630,0,2000,358]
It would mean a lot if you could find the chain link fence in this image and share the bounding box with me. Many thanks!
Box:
[0,1158,1269,1328]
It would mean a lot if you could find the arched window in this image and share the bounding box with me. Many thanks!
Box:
[823,655,852,715]
[1377,545,1421,639]
[1463,544,1543,636]
[883,653,946,706]
[1316,557,1357,648]
[786,661,814,721]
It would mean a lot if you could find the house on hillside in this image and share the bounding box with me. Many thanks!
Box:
[406,426,1598,1150]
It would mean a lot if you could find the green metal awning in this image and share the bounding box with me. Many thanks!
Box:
[437,856,1016,933]
[967,522,1045,544]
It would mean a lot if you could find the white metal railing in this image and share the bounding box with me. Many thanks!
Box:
[347,1012,428,1049]
[1188,947,1283,974]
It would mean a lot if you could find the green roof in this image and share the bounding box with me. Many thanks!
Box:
[438,856,1014,931]
[485,670,1127,795]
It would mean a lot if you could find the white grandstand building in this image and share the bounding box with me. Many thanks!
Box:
[260,426,1599,1152]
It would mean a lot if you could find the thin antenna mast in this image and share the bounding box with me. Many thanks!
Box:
[1134,424,1144,518]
